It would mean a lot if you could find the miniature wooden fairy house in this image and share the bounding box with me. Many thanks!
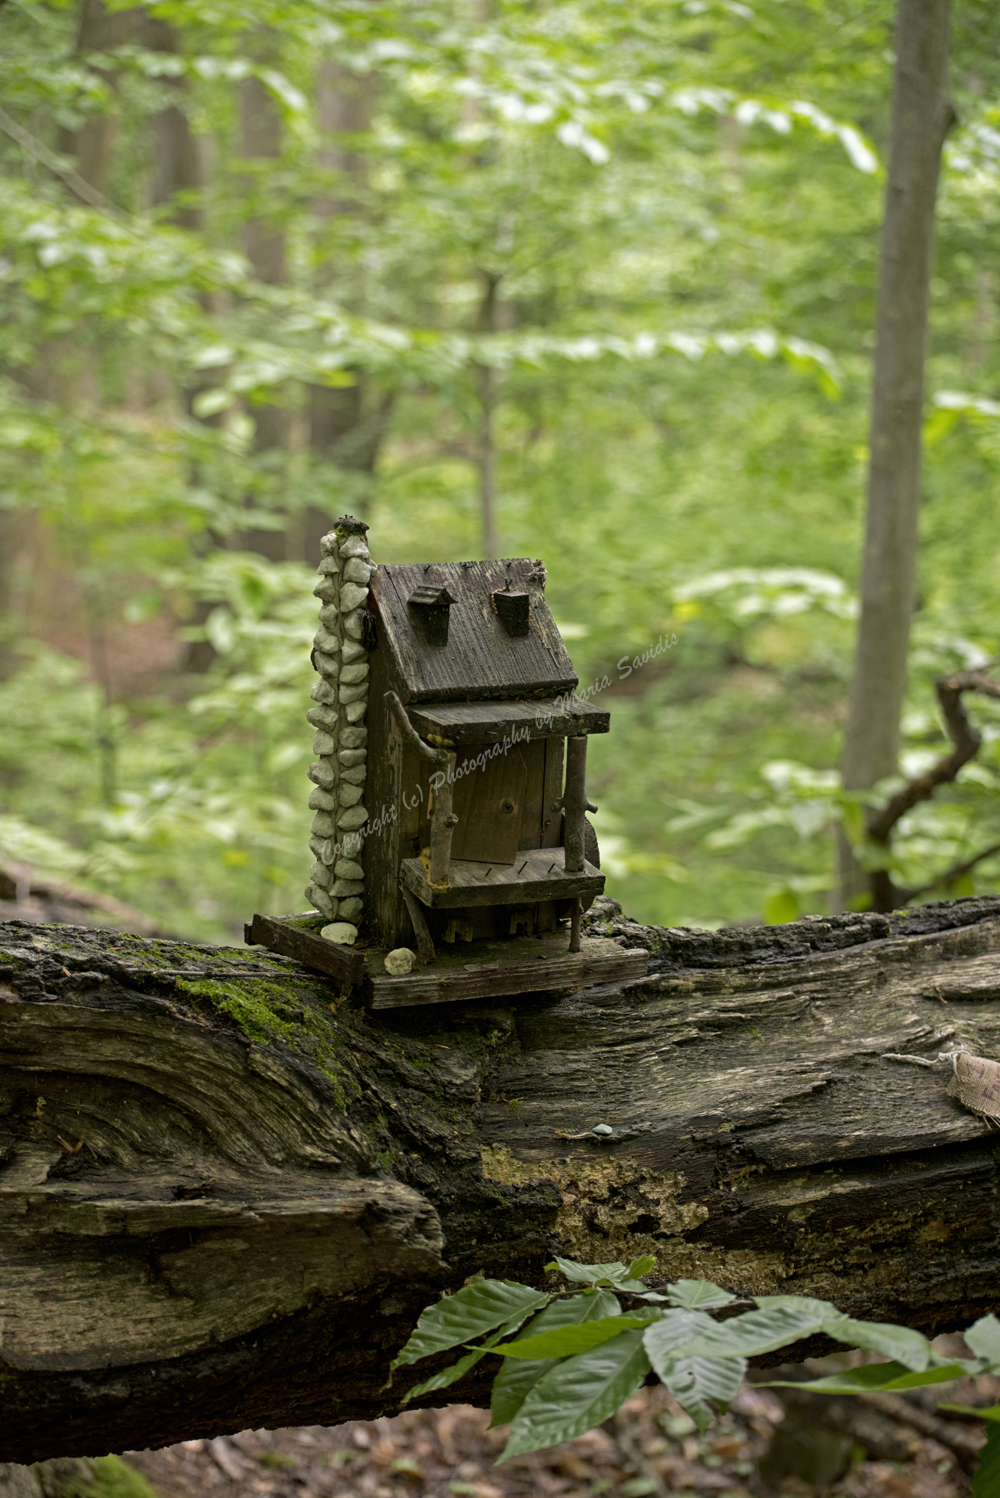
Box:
[256,514,650,1008]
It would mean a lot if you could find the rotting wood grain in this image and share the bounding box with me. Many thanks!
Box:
[5,898,1000,1461]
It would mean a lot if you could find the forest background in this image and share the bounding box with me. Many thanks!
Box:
[2,0,999,943]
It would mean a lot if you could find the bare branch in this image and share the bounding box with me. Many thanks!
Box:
[863,670,1000,910]
[902,839,1000,903]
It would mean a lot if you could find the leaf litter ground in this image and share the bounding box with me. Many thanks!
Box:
[121,1376,997,1498]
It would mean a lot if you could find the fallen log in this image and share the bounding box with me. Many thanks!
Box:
[4,896,1000,1462]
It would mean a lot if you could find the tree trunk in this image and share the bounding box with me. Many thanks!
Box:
[4,896,1000,1460]
[239,38,290,563]
[58,0,143,202]
[142,17,232,674]
[145,17,204,233]
[839,0,954,910]
[304,62,386,566]
[476,270,502,560]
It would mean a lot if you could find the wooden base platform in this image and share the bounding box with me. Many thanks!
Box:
[245,913,648,1010]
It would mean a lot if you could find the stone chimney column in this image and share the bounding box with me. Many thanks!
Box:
[303,516,372,935]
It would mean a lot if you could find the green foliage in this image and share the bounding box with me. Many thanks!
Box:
[1,0,1000,935]
[973,1425,1000,1498]
[61,1456,160,1498]
[395,1255,1000,1479]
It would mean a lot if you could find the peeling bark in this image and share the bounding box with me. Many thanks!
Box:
[4,897,1000,1460]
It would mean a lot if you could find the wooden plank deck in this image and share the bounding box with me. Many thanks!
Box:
[399,846,604,909]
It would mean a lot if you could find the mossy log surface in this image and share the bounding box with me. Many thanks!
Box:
[4,898,1000,1461]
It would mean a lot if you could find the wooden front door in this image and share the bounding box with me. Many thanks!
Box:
[449,743,528,865]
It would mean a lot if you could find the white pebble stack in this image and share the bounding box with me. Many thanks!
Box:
[303,518,373,928]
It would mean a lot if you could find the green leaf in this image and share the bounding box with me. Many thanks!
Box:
[496,1310,660,1360]
[643,1306,718,1351]
[192,387,233,418]
[392,1280,550,1368]
[965,1315,1000,1371]
[754,1294,837,1318]
[499,1330,652,1461]
[401,1346,489,1405]
[764,1361,968,1394]
[763,888,799,925]
[545,1255,633,1285]
[675,1303,827,1358]
[643,1310,745,1433]
[940,1402,1000,1423]
[973,1422,1000,1497]
[661,1356,746,1434]
[667,1279,738,1310]
[820,1313,931,1372]
[626,1255,657,1279]
[490,1290,620,1427]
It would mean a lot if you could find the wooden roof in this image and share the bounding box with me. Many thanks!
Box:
[406,696,609,744]
[369,559,579,703]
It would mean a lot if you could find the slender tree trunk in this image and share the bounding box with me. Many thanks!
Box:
[304,62,388,565]
[838,0,954,910]
[239,38,290,562]
[2,2,139,681]
[144,17,203,232]
[476,270,501,559]
[58,0,142,202]
[143,17,232,672]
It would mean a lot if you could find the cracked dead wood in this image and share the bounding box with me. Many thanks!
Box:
[6,897,1000,1462]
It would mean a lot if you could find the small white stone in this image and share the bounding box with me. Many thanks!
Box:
[313,626,339,653]
[338,805,368,830]
[307,705,338,731]
[321,921,358,945]
[344,698,367,723]
[335,859,364,882]
[343,557,373,585]
[308,759,336,789]
[309,786,337,812]
[338,782,363,807]
[313,651,340,680]
[319,532,341,557]
[319,603,339,628]
[338,897,363,923]
[309,834,332,861]
[311,680,337,705]
[340,661,369,685]
[340,725,367,749]
[339,682,367,705]
[310,859,332,889]
[313,578,337,603]
[318,555,341,574]
[339,748,367,767]
[331,878,364,898]
[339,536,370,559]
[341,640,368,664]
[312,811,337,838]
[384,948,415,976]
[339,582,369,612]
[313,730,336,756]
[341,763,366,785]
[343,609,364,639]
[306,883,335,918]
